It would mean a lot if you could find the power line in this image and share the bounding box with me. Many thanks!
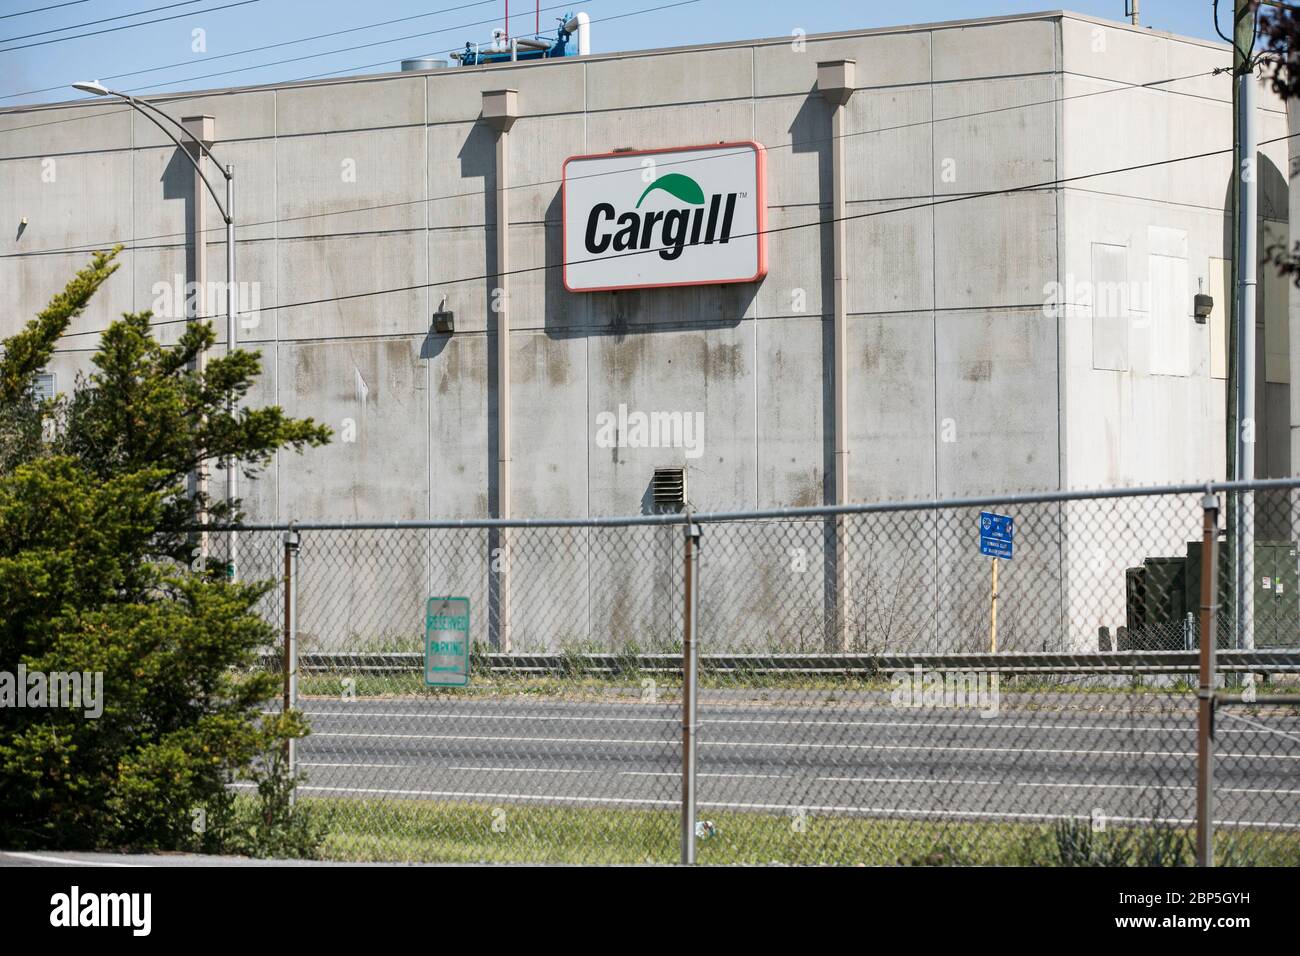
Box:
[255,0,689,87]
[0,104,134,134]
[0,0,260,53]
[249,134,1300,315]
[111,0,595,93]
[0,0,202,45]
[5,68,1222,261]
[1212,0,1262,69]
[0,0,1226,135]
[0,0,606,127]
[0,1,91,21]
[52,131,1299,341]
[0,0,499,101]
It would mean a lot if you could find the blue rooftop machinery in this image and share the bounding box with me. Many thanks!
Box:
[453,11,590,66]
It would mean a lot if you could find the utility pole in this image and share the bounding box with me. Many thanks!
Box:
[1196,493,1221,866]
[1126,0,1140,27]
[1236,62,1258,658]
[1227,0,1258,658]
[183,115,214,571]
[225,163,238,583]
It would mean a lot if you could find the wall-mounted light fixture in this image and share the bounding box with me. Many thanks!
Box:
[1193,293,1213,323]
[432,295,455,334]
[1193,279,1212,324]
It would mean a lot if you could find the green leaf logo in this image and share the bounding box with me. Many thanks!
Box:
[635,173,705,208]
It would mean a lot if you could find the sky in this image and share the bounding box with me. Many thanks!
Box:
[0,0,1240,107]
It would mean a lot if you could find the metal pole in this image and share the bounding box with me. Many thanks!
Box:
[1196,493,1220,867]
[191,129,209,569]
[1236,69,1257,658]
[77,98,236,585]
[990,556,999,653]
[283,529,300,803]
[681,521,701,865]
[226,166,239,583]
[1227,0,1256,668]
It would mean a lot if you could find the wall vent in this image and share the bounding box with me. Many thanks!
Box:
[34,372,56,402]
[652,467,686,510]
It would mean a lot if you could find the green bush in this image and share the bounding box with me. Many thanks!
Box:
[1017,818,1193,867]
[0,249,329,855]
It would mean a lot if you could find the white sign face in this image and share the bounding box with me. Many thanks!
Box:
[563,142,767,293]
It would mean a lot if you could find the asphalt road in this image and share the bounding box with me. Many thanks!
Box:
[285,693,1300,829]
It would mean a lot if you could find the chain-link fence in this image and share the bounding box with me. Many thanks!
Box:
[204,478,1300,864]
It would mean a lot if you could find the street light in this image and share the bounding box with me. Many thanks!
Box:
[73,81,240,581]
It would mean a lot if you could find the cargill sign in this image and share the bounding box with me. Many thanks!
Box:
[562,141,767,292]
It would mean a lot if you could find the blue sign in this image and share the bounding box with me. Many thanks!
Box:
[979,512,1013,560]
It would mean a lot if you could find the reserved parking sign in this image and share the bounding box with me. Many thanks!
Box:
[425,596,470,687]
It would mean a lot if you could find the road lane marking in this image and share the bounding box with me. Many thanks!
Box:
[296,764,1295,797]
[1220,709,1300,743]
[307,731,1298,759]
[228,783,1297,829]
[0,851,137,867]
[302,763,778,780]
[814,775,1300,796]
[619,771,788,779]
[244,783,677,808]
[301,762,606,774]
[300,709,1284,736]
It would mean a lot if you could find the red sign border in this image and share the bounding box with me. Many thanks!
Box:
[561,140,768,294]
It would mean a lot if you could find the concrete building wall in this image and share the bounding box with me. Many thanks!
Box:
[1058,15,1288,490]
[0,11,1286,651]
[1057,15,1290,649]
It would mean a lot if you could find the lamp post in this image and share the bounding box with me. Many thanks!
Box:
[73,81,240,581]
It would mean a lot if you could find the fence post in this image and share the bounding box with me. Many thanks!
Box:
[1196,492,1219,867]
[681,519,701,865]
[283,528,300,804]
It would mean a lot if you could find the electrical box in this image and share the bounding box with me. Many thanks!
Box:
[1124,557,1189,649]
[1263,542,1300,646]
[1129,540,1299,649]
[1186,539,1299,647]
